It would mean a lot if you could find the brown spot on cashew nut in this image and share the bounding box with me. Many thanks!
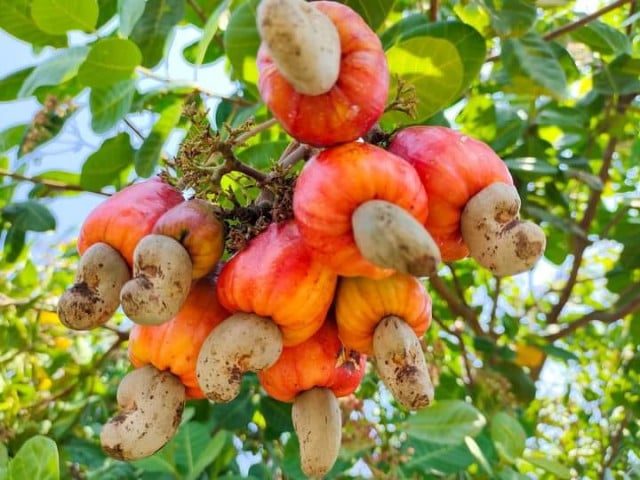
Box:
[461,182,546,277]
[373,316,434,410]
[120,234,193,326]
[196,312,283,403]
[58,242,130,330]
[100,365,185,461]
[292,387,341,478]
[352,200,441,277]
[257,0,341,95]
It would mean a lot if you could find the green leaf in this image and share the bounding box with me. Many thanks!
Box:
[193,0,229,67]
[182,39,224,65]
[130,0,185,68]
[2,200,56,232]
[9,436,59,480]
[594,54,640,95]
[490,412,526,464]
[223,0,261,88]
[383,21,486,123]
[484,0,537,37]
[118,0,147,37]
[78,38,142,88]
[0,0,66,47]
[501,32,567,98]
[19,46,90,98]
[31,0,98,34]
[538,344,579,362]
[28,170,82,199]
[135,97,183,177]
[524,453,571,479]
[464,436,494,476]
[3,226,27,263]
[186,430,228,480]
[342,0,396,31]
[405,400,487,445]
[504,157,558,176]
[570,20,631,55]
[524,204,587,239]
[90,79,137,133]
[259,396,293,440]
[0,67,34,102]
[0,125,28,153]
[81,133,134,190]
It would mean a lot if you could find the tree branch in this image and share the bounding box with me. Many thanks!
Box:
[544,288,640,341]
[429,0,438,22]
[433,313,474,386]
[429,275,484,336]
[0,169,109,196]
[186,0,208,24]
[485,0,632,62]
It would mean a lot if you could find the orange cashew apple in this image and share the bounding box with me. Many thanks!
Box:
[293,142,440,279]
[196,220,338,403]
[335,273,434,410]
[57,177,183,330]
[101,276,230,461]
[259,319,366,477]
[388,126,546,276]
[257,0,389,147]
[120,199,225,325]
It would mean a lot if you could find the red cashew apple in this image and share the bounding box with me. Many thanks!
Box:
[293,142,440,279]
[120,199,225,325]
[196,220,338,403]
[102,276,230,461]
[257,0,389,147]
[335,273,434,410]
[259,319,366,477]
[388,126,546,276]
[57,178,183,330]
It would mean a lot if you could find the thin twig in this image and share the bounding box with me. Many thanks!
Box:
[485,0,632,62]
[123,117,145,142]
[0,169,109,196]
[488,277,501,338]
[232,118,278,146]
[433,313,474,386]
[136,66,254,106]
[429,0,438,22]
[544,288,640,341]
[600,411,631,479]
[186,0,208,23]
[429,275,484,336]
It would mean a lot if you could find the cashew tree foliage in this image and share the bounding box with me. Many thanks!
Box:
[0,0,639,479]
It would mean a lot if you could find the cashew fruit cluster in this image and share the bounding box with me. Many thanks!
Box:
[55,0,547,476]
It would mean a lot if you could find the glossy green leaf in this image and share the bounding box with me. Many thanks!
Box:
[524,454,571,479]
[505,157,558,176]
[78,38,142,88]
[135,97,184,177]
[594,54,640,95]
[1,200,56,232]
[193,0,229,67]
[464,436,494,475]
[182,39,224,65]
[9,436,59,480]
[0,67,34,102]
[130,0,185,68]
[0,0,66,47]
[405,400,486,445]
[18,46,90,98]
[342,0,396,31]
[570,20,631,55]
[31,0,98,34]
[28,170,82,199]
[525,204,587,239]
[224,0,261,87]
[484,0,536,37]
[3,226,26,263]
[402,436,492,474]
[81,133,134,190]
[90,79,137,133]
[0,125,28,152]
[186,430,228,480]
[501,32,567,98]
[259,396,293,441]
[384,36,462,123]
[490,413,526,464]
[118,0,147,37]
